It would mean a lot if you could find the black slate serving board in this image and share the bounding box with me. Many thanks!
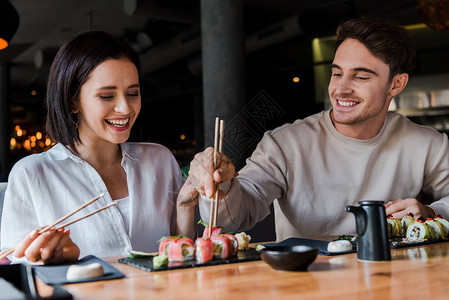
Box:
[118,248,261,272]
[33,255,125,285]
[263,238,356,256]
[267,236,449,255]
[389,236,449,248]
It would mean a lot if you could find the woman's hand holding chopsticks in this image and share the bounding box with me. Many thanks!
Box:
[0,192,116,263]
[13,227,80,264]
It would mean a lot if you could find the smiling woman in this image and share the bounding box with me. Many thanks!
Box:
[74,57,141,163]
[0,31,192,265]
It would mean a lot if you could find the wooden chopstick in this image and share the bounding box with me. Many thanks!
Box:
[208,117,220,237]
[0,248,14,261]
[38,192,104,234]
[213,119,225,227]
[0,192,111,261]
[207,117,225,236]
[54,201,118,230]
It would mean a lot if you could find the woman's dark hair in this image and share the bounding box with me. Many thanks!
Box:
[45,30,139,152]
[335,18,416,80]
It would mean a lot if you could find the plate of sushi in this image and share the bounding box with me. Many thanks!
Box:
[338,214,449,249]
[386,213,449,248]
[119,221,259,272]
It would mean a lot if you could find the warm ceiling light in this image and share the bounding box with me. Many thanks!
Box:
[0,0,20,50]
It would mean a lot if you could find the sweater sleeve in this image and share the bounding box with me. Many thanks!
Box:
[199,131,288,232]
[424,133,449,219]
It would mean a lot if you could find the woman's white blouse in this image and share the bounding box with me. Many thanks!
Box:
[115,196,131,236]
[0,142,182,260]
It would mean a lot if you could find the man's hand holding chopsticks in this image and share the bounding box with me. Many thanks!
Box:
[186,147,237,200]
[13,227,80,264]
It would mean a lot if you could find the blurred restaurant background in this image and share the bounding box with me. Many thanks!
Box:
[1,0,449,238]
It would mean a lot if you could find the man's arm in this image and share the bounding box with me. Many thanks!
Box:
[386,133,449,220]
[192,132,289,233]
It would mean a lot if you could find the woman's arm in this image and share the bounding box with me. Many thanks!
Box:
[175,180,199,240]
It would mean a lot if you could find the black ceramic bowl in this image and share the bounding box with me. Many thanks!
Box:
[260,245,318,271]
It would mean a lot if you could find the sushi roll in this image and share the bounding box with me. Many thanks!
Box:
[387,215,402,237]
[406,217,432,241]
[211,235,233,259]
[198,219,222,238]
[222,233,239,257]
[167,237,195,262]
[194,237,213,263]
[401,213,415,236]
[158,236,180,255]
[434,215,449,238]
[425,217,446,240]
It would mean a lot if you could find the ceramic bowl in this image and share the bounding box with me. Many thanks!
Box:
[260,245,318,271]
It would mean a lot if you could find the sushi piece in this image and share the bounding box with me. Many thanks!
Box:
[255,244,266,252]
[158,236,180,255]
[434,215,449,238]
[198,219,222,238]
[222,233,239,257]
[167,237,195,262]
[153,254,168,269]
[387,221,393,238]
[194,237,213,263]
[327,240,353,253]
[406,217,432,241]
[66,262,104,281]
[211,235,233,259]
[235,232,251,250]
[387,215,402,237]
[425,217,446,240]
[401,213,415,235]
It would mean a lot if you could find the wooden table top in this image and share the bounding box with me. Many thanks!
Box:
[36,241,449,299]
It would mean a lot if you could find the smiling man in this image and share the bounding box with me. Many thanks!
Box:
[179,18,449,240]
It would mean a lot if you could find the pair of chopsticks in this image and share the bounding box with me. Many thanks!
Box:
[0,192,116,261]
[208,117,225,237]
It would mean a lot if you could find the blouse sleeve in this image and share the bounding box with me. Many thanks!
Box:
[0,163,39,261]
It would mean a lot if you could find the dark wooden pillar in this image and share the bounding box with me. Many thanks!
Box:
[200,0,246,168]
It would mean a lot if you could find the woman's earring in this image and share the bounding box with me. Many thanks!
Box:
[72,113,79,129]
